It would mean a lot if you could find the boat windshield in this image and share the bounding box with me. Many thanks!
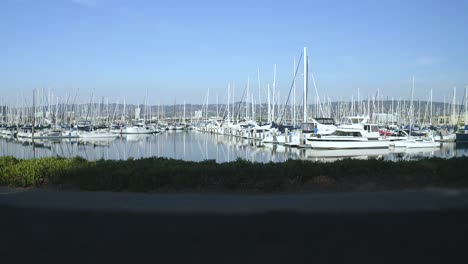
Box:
[334,130,362,137]
[300,123,316,132]
[363,125,379,132]
[315,118,335,125]
[340,117,364,124]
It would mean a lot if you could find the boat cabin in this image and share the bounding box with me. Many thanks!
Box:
[76,120,92,131]
[300,122,317,133]
[334,124,380,139]
[363,124,379,133]
[314,117,335,125]
[340,116,368,125]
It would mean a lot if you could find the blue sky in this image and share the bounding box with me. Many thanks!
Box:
[1,0,467,104]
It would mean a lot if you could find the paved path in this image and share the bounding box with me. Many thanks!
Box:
[2,187,468,263]
[2,187,468,213]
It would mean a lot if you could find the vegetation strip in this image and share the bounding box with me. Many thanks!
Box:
[0,156,467,192]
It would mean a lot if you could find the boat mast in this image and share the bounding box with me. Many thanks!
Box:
[452,86,456,126]
[232,83,235,123]
[267,83,271,124]
[190,103,193,125]
[430,89,433,126]
[32,89,35,138]
[257,69,262,123]
[246,76,250,120]
[272,64,276,123]
[357,88,360,116]
[251,94,254,121]
[303,46,308,123]
[465,85,468,127]
[391,97,394,124]
[443,95,446,126]
[123,97,126,124]
[409,76,415,136]
[293,57,296,127]
[227,84,230,123]
[206,88,209,121]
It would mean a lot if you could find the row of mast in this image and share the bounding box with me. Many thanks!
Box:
[1,47,467,128]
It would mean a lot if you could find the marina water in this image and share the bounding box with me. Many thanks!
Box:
[1,131,467,163]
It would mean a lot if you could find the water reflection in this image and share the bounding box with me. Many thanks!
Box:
[1,131,467,163]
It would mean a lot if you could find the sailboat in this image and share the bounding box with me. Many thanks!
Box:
[456,86,468,143]
[389,77,441,149]
[390,136,440,148]
[79,129,118,139]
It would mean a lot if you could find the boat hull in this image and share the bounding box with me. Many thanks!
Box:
[390,140,440,148]
[456,132,468,143]
[123,127,156,134]
[308,138,390,149]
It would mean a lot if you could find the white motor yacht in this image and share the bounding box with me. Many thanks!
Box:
[123,123,157,134]
[307,123,391,149]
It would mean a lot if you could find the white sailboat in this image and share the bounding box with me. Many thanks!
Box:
[390,77,441,149]
[390,136,440,148]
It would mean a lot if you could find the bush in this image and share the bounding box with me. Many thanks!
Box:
[0,156,468,192]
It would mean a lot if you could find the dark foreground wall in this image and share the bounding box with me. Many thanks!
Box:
[1,206,468,264]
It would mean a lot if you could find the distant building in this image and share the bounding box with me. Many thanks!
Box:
[434,115,466,126]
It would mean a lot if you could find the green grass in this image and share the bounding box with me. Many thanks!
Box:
[1,156,467,192]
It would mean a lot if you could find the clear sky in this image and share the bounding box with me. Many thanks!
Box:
[1,0,467,104]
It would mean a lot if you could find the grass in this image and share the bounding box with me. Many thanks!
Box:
[0,156,467,192]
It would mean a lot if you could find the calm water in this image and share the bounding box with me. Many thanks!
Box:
[1,131,467,163]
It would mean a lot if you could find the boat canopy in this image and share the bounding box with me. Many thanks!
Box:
[340,116,368,125]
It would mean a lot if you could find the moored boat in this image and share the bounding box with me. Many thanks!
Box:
[456,125,468,143]
[390,136,440,148]
[308,124,391,149]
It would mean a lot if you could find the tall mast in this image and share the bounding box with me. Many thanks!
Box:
[251,94,254,121]
[465,85,467,127]
[391,97,394,124]
[357,88,360,115]
[232,83,235,122]
[246,77,250,120]
[267,83,271,124]
[293,57,296,127]
[227,84,230,122]
[32,89,35,138]
[272,64,276,123]
[430,89,433,125]
[123,97,126,124]
[409,76,415,136]
[452,86,456,126]
[257,69,262,123]
[206,88,209,121]
[303,47,308,123]
[190,103,193,124]
[443,95,446,125]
